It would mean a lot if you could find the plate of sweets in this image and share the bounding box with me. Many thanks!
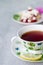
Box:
[13,7,43,25]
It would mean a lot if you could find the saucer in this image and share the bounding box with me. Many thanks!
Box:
[11,37,43,62]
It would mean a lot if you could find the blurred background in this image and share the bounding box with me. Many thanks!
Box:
[0,0,43,65]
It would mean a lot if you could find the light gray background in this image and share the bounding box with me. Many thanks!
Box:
[0,0,43,65]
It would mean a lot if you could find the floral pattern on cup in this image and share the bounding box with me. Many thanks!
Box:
[15,45,43,61]
[23,41,43,51]
[14,40,43,61]
[37,43,42,45]
[15,47,21,56]
[29,42,35,47]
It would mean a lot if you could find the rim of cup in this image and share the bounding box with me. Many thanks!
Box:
[17,24,43,43]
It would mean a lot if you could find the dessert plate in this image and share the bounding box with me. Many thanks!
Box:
[12,8,43,25]
[11,37,43,62]
[13,15,43,25]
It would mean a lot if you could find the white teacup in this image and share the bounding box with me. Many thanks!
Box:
[11,25,43,54]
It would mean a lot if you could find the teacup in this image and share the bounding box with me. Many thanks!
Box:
[11,25,43,54]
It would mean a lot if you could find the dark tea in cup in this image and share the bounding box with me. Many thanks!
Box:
[21,31,43,42]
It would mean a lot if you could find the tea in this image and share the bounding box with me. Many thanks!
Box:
[21,31,43,42]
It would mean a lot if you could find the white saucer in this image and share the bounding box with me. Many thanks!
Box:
[11,37,43,62]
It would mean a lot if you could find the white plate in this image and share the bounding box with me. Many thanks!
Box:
[11,37,43,62]
[12,10,43,25]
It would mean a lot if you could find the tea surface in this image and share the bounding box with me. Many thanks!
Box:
[21,31,43,42]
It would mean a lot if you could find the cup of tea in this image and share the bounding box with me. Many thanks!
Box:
[11,25,43,55]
